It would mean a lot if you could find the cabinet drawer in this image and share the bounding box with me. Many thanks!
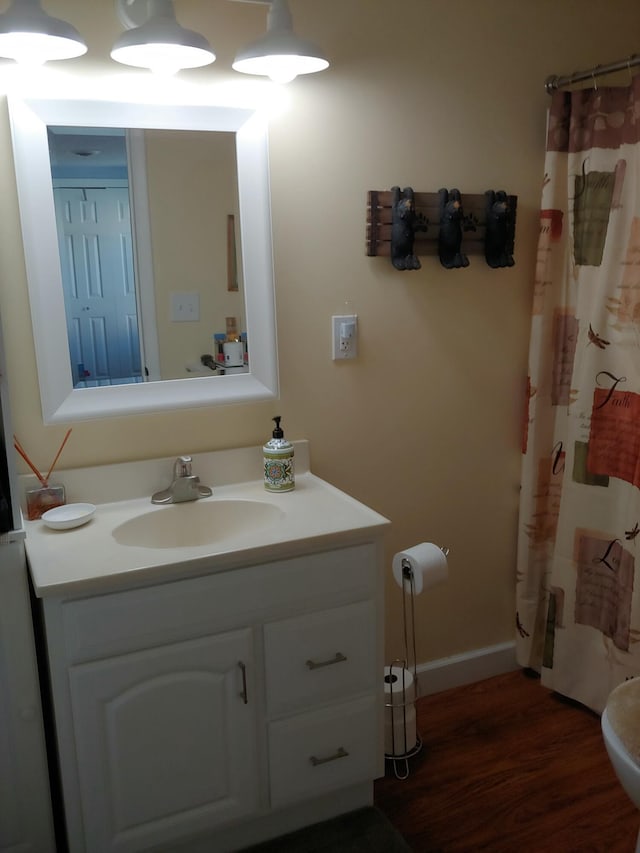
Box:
[268,695,377,808]
[264,599,376,716]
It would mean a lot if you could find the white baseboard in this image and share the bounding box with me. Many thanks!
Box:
[415,641,518,696]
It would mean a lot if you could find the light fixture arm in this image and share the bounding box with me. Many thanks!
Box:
[116,0,180,30]
[267,0,293,33]
[150,0,176,17]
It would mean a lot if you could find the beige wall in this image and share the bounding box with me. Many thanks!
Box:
[145,129,244,379]
[1,0,639,667]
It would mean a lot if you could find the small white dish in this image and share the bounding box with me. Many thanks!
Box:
[42,503,96,530]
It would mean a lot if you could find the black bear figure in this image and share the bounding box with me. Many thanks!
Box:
[438,188,469,269]
[390,186,423,271]
[484,190,515,268]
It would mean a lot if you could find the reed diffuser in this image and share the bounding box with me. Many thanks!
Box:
[14,430,72,520]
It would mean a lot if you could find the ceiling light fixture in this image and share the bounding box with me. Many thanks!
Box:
[0,0,87,64]
[232,0,328,84]
[111,0,215,75]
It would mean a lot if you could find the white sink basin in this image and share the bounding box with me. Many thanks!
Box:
[112,499,284,549]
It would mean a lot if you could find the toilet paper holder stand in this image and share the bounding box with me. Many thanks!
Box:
[385,548,450,780]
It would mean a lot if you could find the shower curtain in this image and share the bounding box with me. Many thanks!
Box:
[516,77,640,713]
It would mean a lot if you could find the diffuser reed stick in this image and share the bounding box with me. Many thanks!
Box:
[13,436,47,486]
[14,428,73,487]
[45,428,72,483]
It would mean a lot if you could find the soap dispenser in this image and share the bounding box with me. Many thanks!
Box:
[264,416,295,492]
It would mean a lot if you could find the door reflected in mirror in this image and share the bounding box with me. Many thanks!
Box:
[48,125,246,388]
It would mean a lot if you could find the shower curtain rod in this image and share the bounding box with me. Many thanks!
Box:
[545,53,640,94]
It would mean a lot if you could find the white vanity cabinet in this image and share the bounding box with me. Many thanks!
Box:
[38,540,384,853]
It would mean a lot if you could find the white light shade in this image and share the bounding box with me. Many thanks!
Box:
[0,0,87,64]
[111,0,215,75]
[232,0,328,84]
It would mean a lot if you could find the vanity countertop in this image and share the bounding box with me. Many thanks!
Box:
[24,459,390,598]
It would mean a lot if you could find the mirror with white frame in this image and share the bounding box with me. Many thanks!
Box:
[8,97,278,423]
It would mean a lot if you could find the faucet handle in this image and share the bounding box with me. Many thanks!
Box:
[174,455,193,478]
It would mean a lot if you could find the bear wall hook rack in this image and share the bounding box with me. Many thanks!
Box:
[438,188,469,269]
[366,188,517,270]
[390,186,428,270]
[484,190,515,268]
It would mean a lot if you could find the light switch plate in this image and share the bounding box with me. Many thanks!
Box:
[171,292,200,322]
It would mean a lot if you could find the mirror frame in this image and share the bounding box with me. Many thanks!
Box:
[8,97,278,423]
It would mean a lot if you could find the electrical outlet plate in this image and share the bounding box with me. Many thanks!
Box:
[332,314,358,360]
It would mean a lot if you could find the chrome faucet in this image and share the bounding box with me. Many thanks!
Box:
[151,456,213,504]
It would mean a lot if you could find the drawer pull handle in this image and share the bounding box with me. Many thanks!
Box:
[306,652,347,670]
[310,746,349,767]
[238,661,248,704]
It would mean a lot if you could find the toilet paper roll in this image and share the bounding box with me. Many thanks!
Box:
[384,665,416,707]
[384,704,417,756]
[392,542,448,594]
[384,666,418,755]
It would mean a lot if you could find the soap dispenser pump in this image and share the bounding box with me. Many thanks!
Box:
[263,416,295,492]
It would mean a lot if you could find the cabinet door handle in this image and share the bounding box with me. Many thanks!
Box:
[305,652,347,670]
[309,746,349,767]
[238,661,248,704]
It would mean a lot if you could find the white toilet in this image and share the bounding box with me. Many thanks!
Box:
[602,679,640,852]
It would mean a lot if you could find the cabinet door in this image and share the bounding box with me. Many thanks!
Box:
[68,628,257,853]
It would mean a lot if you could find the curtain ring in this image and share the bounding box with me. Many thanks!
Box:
[592,67,599,91]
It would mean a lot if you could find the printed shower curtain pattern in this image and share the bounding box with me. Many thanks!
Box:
[517,77,640,714]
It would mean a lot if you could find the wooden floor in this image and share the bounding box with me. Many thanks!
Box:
[374,669,639,852]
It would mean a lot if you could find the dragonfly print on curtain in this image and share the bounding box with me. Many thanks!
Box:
[516,76,640,713]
